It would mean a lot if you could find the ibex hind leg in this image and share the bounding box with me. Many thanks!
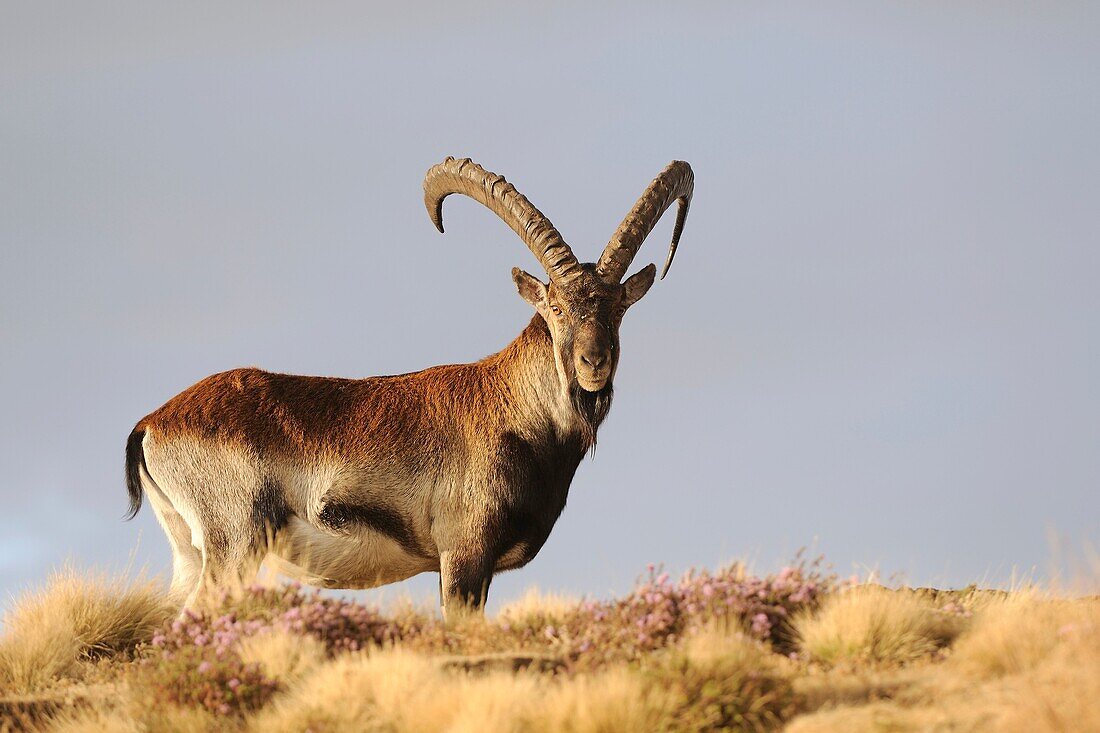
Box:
[180,480,276,612]
[142,472,202,603]
[184,527,266,613]
[144,437,274,614]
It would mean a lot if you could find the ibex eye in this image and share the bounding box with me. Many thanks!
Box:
[550,305,563,316]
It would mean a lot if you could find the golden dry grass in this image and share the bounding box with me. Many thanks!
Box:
[651,627,797,731]
[49,703,222,733]
[496,586,580,627]
[249,649,666,733]
[248,631,791,733]
[0,567,170,694]
[0,563,1095,732]
[788,588,1100,733]
[951,591,1091,677]
[236,630,326,683]
[997,604,1100,733]
[795,584,968,665]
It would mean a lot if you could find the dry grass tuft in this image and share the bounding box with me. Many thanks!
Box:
[789,594,1100,733]
[784,698,993,733]
[0,622,83,695]
[526,670,665,733]
[236,630,326,684]
[795,585,966,665]
[496,587,580,627]
[951,591,1091,677]
[44,707,140,733]
[49,697,222,733]
[0,567,170,693]
[249,651,436,732]
[650,627,797,731]
[997,600,1100,732]
[251,649,666,733]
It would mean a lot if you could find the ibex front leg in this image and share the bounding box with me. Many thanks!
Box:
[439,548,494,620]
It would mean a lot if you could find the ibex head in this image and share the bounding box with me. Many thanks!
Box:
[424,158,693,419]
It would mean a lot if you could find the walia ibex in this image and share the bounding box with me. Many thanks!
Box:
[125,157,693,615]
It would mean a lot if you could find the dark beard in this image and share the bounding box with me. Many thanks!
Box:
[569,382,614,449]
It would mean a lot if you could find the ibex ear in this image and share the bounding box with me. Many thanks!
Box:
[512,267,548,308]
[622,263,657,308]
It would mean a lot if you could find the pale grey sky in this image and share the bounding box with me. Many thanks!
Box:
[2,1,1098,609]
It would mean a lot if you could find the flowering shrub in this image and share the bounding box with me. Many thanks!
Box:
[150,609,269,660]
[138,558,834,703]
[148,584,428,658]
[676,560,832,649]
[274,593,419,653]
[141,645,277,715]
[400,559,832,669]
[550,567,684,668]
[140,585,435,713]
[544,559,833,667]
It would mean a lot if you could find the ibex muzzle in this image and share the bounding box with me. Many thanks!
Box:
[575,321,612,390]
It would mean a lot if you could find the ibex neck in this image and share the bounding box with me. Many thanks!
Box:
[491,315,595,447]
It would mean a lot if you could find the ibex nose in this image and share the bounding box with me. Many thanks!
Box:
[580,351,607,369]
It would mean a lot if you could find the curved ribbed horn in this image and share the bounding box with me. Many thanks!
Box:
[424,157,582,282]
[596,161,693,282]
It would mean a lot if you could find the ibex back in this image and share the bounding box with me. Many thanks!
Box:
[125,157,693,616]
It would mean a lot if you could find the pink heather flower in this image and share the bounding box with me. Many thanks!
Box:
[197,661,212,674]
[151,634,166,647]
[227,678,241,689]
[218,704,231,715]
[751,613,770,635]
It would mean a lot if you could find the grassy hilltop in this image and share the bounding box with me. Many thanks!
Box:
[0,559,1096,732]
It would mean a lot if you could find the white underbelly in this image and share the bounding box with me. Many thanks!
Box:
[268,517,437,589]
